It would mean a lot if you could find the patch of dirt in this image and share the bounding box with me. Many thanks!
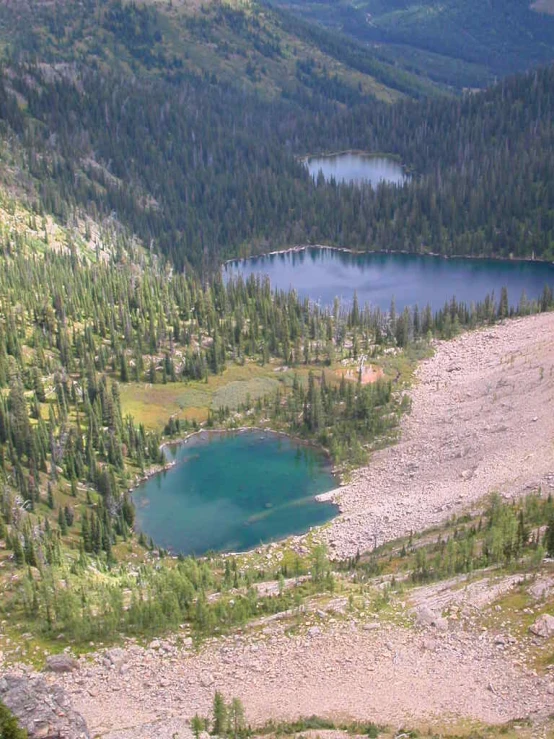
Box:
[323,313,554,557]
[337,364,384,385]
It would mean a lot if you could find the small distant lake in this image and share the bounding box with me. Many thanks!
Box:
[132,430,338,556]
[224,248,554,312]
[304,152,407,186]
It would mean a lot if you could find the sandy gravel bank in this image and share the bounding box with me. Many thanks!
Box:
[323,312,554,557]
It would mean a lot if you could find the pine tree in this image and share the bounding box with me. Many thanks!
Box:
[58,506,68,535]
[212,692,227,737]
[0,699,27,739]
[545,517,554,558]
[192,715,205,739]
[229,698,245,739]
[47,483,55,510]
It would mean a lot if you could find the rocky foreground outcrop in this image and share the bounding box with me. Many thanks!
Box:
[0,674,90,739]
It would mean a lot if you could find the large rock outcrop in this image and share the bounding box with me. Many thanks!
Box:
[0,674,90,739]
[529,613,554,638]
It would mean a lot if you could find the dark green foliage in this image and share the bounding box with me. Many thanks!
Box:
[7,545,335,643]
[236,369,397,467]
[192,715,207,739]
[545,517,554,558]
[402,492,552,583]
[0,700,27,739]
[212,692,228,737]
[209,694,247,739]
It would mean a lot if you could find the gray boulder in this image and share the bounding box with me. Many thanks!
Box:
[529,613,554,638]
[415,605,448,632]
[0,674,90,738]
[104,648,127,668]
[45,654,80,673]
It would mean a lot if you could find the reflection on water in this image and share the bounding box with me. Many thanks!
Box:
[305,152,407,186]
[225,247,554,312]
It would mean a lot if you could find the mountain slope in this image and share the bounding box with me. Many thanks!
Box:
[0,0,439,101]
[268,0,554,89]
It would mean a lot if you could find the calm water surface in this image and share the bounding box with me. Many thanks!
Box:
[304,152,407,186]
[224,248,554,312]
[133,431,337,556]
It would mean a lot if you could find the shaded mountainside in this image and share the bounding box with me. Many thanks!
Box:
[268,0,554,89]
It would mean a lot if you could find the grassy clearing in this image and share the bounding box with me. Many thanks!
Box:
[379,342,434,384]
[120,362,286,430]
[120,343,425,435]
[212,376,281,410]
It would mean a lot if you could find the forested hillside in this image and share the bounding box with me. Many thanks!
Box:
[269,0,554,89]
[0,216,552,644]
[0,57,552,272]
[0,0,431,100]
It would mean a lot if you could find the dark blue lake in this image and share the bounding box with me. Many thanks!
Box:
[132,431,338,556]
[224,248,554,312]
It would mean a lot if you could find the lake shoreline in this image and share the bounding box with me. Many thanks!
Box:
[297,149,404,164]
[224,243,554,268]
[159,425,336,468]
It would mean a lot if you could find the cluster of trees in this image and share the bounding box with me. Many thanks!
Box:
[336,490,554,584]
[408,492,554,583]
[192,692,247,739]
[11,538,334,643]
[227,370,401,467]
[0,237,403,571]
[0,246,174,567]
[214,284,554,464]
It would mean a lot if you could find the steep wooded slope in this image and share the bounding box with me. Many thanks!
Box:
[269,0,554,88]
[0,60,552,271]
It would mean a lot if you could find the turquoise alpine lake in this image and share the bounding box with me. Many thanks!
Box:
[304,152,407,186]
[132,431,338,556]
[224,248,554,312]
